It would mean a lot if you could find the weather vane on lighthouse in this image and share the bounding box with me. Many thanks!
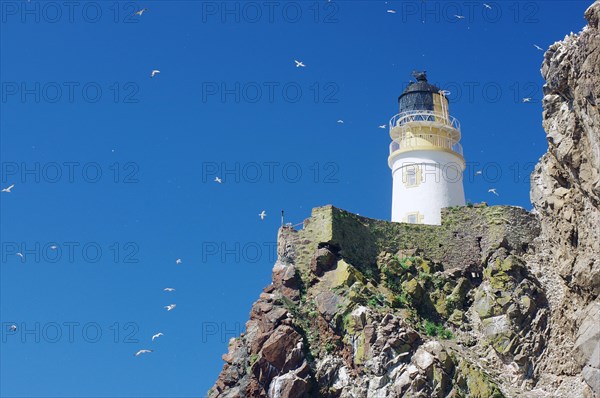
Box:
[388,71,466,225]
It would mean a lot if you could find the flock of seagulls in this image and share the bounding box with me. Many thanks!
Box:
[472,171,500,197]
[134,260,178,357]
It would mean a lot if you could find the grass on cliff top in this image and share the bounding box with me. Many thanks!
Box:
[422,319,454,339]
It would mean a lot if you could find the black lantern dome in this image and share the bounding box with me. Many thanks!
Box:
[398,71,446,113]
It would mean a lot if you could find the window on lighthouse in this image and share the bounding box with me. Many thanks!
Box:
[407,170,417,186]
[403,165,422,188]
[407,214,418,224]
[405,167,419,187]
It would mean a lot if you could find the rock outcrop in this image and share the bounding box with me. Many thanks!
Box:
[208,3,600,397]
[527,2,600,396]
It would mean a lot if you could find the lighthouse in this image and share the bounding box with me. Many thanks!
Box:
[389,71,466,225]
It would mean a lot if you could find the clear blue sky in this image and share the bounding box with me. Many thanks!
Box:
[0,1,591,397]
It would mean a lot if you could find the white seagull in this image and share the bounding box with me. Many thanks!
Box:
[134,8,148,16]
[165,304,176,311]
[522,97,532,103]
[175,258,182,264]
[214,177,222,184]
[439,90,451,96]
[9,325,17,332]
[150,69,161,78]
[378,125,387,129]
[1,184,15,193]
[483,3,492,9]
[259,210,267,220]
[16,252,24,258]
[337,120,344,124]
[475,170,483,176]
[164,287,176,292]
[134,349,153,356]
[387,9,396,14]
[534,44,544,51]
[488,188,499,196]
[152,332,164,341]
[454,14,465,19]
[294,60,306,68]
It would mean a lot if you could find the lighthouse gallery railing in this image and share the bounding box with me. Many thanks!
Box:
[389,110,463,157]
[389,136,464,157]
[389,110,461,132]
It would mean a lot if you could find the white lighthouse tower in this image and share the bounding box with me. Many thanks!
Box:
[389,71,466,225]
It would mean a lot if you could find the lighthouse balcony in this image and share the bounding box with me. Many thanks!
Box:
[389,135,464,158]
[389,111,461,141]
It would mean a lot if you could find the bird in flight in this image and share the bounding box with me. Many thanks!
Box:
[152,333,164,341]
[134,8,148,16]
[151,70,161,78]
[164,287,176,292]
[387,10,396,14]
[534,44,544,51]
[439,90,451,96]
[1,184,14,193]
[134,349,153,356]
[9,325,17,332]
[259,210,267,220]
[165,304,176,311]
[214,177,222,184]
[522,98,532,103]
[483,3,492,9]
[175,258,182,264]
[454,15,465,19]
[337,120,344,124]
[50,245,57,250]
[488,188,499,196]
[294,60,306,68]
[378,125,387,129]
[16,253,24,258]
[475,170,483,176]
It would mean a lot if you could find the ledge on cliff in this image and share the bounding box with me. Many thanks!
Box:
[280,204,540,277]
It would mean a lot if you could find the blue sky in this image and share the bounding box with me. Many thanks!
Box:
[0,1,592,397]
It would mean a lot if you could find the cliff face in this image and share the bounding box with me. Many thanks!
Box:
[208,3,600,397]
[528,1,600,395]
[210,206,547,398]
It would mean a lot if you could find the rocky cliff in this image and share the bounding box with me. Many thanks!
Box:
[208,3,600,397]
[528,1,600,395]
